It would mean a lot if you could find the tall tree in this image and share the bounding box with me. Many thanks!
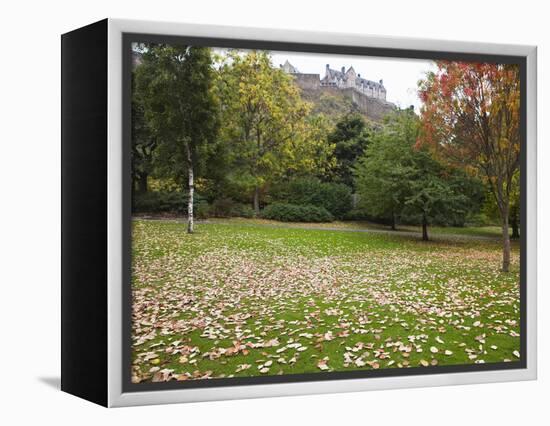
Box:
[418,62,520,271]
[355,111,479,239]
[134,44,219,233]
[328,113,374,189]
[131,73,156,196]
[401,149,471,241]
[354,114,411,229]
[217,50,332,214]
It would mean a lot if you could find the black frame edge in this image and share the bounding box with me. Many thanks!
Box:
[61,18,109,407]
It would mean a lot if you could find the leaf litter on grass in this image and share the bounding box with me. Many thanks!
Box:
[130,220,521,383]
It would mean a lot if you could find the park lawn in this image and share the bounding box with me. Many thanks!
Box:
[131,219,521,383]
[204,216,505,239]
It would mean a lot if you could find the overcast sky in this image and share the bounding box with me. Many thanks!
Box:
[214,48,436,112]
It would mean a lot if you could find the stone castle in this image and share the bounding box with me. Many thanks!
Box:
[280,60,395,121]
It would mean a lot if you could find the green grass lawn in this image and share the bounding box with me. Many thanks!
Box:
[204,217,505,238]
[131,219,520,383]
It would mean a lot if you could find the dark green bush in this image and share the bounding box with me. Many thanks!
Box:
[208,198,256,218]
[230,203,256,218]
[209,197,235,217]
[272,178,353,219]
[194,200,210,219]
[134,191,185,213]
[134,191,208,216]
[318,182,354,219]
[205,198,257,218]
[261,203,333,223]
[343,207,371,221]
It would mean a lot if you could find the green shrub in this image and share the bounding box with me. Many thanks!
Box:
[209,197,235,217]
[272,178,353,219]
[133,191,208,216]
[261,203,333,223]
[343,207,371,221]
[208,199,256,218]
[231,203,256,218]
[463,212,497,227]
[134,191,185,213]
[194,200,211,219]
[318,182,353,218]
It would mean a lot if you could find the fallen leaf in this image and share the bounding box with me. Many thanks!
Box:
[317,359,329,371]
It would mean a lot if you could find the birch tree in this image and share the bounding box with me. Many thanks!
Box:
[134,44,218,233]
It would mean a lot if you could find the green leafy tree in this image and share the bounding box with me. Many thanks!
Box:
[131,74,157,196]
[328,113,374,189]
[354,117,410,229]
[445,168,486,227]
[401,149,471,241]
[134,44,219,233]
[355,111,481,239]
[217,50,333,214]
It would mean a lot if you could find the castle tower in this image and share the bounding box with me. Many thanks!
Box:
[280,60,299,74]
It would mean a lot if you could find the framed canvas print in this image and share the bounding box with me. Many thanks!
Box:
[61,18,537,407]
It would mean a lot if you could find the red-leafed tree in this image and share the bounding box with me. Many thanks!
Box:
[418,62,520,272]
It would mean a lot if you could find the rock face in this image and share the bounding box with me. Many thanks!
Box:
[338,87,395,122]
[279,61,396,122]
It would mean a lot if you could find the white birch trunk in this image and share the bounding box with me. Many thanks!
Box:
[186,144,194,234]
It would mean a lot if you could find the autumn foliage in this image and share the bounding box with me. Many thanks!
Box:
[418,61,520,271]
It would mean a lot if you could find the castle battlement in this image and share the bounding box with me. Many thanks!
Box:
[279,60,395,122]
[280,60,388,101]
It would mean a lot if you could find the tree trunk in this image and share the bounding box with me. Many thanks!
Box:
[421,213,429,241]
[138,173,148,194]
[186,145,194,234]
[390,212,396,231]
[501,211,511,272]
[511,210,520,239]
[131,180,136,212]
[253,186,260,215]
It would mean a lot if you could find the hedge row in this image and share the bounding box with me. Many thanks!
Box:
[271,178,353,219]
[261,203,333,223]
[133,192,254,219]
[135,192,335,223]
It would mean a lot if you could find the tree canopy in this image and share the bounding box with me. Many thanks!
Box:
[130,46,518,261]
[328,113,374,188]
[418,61,520,270]
[134,43,219,232]
[355,111,484,239]
[216,50,334,213]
